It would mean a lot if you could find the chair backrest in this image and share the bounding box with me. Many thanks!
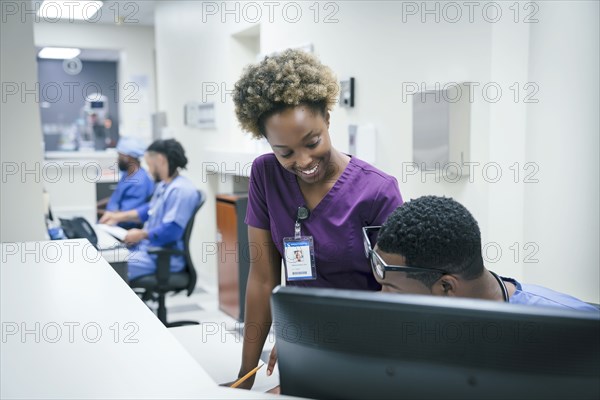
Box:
[182,190,206,295]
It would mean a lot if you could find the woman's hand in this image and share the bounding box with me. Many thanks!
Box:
[267,346,277,376]
[266,385,281,394]
[219,375,256,390]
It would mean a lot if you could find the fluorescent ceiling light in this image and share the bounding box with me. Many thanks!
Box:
[38,47,81,59]
[37,1,104,21]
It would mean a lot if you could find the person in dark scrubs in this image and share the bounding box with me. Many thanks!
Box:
[228,49,404,389]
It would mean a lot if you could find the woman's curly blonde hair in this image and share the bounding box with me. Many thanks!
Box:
[233,49,339,139]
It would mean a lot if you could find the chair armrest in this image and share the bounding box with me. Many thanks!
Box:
[147,246,184,256]
[147,246,184,288]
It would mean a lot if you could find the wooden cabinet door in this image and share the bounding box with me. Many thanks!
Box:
[217,200,240,320]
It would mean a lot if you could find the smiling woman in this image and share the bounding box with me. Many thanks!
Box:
[229,49,404,389]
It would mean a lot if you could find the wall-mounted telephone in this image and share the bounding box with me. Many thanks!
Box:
[59,217,98,248]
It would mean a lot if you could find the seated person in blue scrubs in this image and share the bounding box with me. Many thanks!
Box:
[99,139,199,280]
[364,196,597,311]
[97,136,154,229]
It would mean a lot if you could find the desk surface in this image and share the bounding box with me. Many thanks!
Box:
[0,240,291,399]
[170,325,280,392]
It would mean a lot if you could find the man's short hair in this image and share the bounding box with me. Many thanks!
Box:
[377,196,484,288]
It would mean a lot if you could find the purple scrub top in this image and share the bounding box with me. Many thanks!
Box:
[245,153,403,290]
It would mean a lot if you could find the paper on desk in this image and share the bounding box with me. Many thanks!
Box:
[252,363,280,393]
[95,224,127,241]
[223,332,280,393]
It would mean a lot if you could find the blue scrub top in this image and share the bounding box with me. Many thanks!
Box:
[127,175,199,280]
[504,277,598,311]
[106,168,155,229]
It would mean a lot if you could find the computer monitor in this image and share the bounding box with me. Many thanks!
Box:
[271,286,600,400]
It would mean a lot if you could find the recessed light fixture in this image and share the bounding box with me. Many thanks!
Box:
[38,47,81,60]
[37,0,104,21]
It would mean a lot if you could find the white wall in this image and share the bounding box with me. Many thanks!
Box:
[524,1,600,302]
[34,21,156,141]
[153,1,599,302]
[1,12,48,242]
[154,1,495,291]
[154,2,257,288]
[1,16,156,243]
[485,17,530,282]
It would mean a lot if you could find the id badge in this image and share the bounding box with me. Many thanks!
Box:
[283,236,317,281]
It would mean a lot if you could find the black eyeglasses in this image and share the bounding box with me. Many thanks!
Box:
[362,226,448,280]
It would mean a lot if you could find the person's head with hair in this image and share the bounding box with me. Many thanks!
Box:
[367,196,503,300]
[145,138,188,181]
[233,48,343,185]
[116,136,145,172]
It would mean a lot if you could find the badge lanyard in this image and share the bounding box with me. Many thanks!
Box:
[282,206,317,281]
[294,206,310,238]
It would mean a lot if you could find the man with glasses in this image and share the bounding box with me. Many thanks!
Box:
[363,196,596,311]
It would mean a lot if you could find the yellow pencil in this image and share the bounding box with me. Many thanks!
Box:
[231,363,264,389]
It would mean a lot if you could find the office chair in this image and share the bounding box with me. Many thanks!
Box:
[129,190,206,327]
